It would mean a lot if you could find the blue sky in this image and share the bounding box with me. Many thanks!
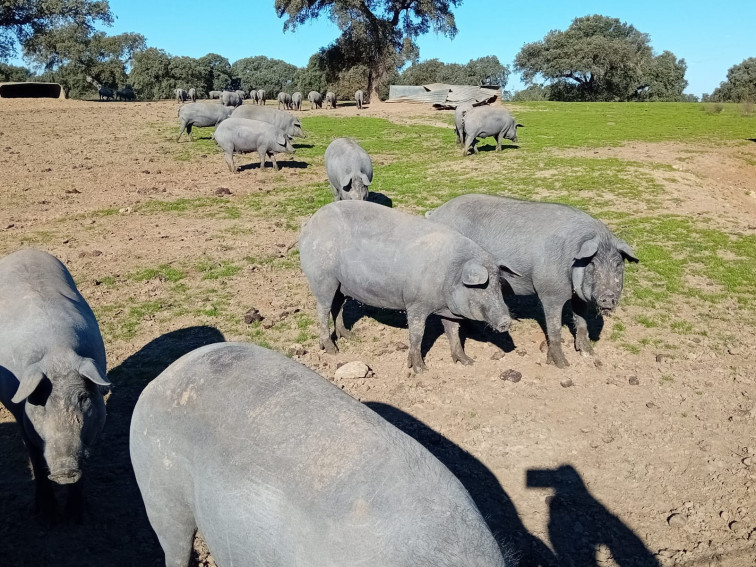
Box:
[80,1,756,96]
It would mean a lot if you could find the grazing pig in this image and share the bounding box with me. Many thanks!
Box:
[116,87,135,101]
[277,91,292,109]
[0,249,109,520]
[300,201,516,372]
[209,90,222,99]
[249,89,258,104]
[256,89,266,105]
[291,91,302,110]
[130,342,510,567]
[235,89,246,100]
[308,90,323,109]
[175,88,188,103]
[231,105,306,139]
[177,103,234,141]
[427,194,638,368]
[220,91,242,107]
[188,87,197,102]
[461,106,522,156]
[355,89,365,109]
[214,117,295,172]
[326,91,337,108]
[324,138,373,201]
[98,87,113,101]
[454,102,474,144]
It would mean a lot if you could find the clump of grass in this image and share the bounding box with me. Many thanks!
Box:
[130,264,185,283]
[195,259,242,280]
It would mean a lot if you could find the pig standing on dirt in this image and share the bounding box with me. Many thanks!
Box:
[188,88,197,102]
[427,194,638,368]
[256,89,266,105]
[175,88,188,103]
[300,201,516,372]
[232,105,306,139]
[308,91,323,109]
[213,117,295,172]
[235,89,246,100]
[177,103,234,141]
[326,91,337,109]
[277,92,292,109]
[209,90,221,99]
[220,91,242,107]
[98,87,113,101]
[461,106,522,156]
[454,102,474,144]
[0,249,110,520]
[355,89,365,109]
[130,342,510,567]
[249,90,258,104]
[291,91,302,110]
[324,138,373,201]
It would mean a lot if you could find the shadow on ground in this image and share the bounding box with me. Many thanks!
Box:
[0,325,224,566]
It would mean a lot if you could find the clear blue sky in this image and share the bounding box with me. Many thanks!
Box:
[97,1,755,96]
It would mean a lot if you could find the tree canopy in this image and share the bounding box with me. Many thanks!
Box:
[231,56,298,95]
[514,14,687,102]
[399,56,510,87]
[708,58,756,102]
[0,0,113,60]
[275,0,462,100]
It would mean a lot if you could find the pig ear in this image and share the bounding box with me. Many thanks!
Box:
[79,358,110,388]
[499,263,523,278]
[575,236,599,260]
[360,173,372,186]
[11,365,46,404]
[462,261,490,286]
[616,239,639,263]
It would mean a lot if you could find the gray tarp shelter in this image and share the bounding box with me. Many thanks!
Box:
[387,83,499,109]
[0,82,65,98]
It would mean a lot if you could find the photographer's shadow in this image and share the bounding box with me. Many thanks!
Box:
[527,465,660,567]
[366,402,556,567]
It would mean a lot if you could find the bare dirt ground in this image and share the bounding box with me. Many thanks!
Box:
[0,98,754,567]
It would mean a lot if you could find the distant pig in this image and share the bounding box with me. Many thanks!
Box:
[461,106,522,156]
[220,91,242,107]
[209,90,222,99]
[232,105,306,139]
[324,138,373,201]
[300,201,516,372]
[308,90,323,109]
[188,87,197,102]
[249,90,258,104]
[256,89,266,105]
[277,92,292,109]
[427,194,638,368]
[355,89,365,109]
[291,91,302,110]
[130,342,510,567]
[0,249,110,520]
[175,88,188,103]
[214,117,295,172]
[177,103,234,141]
[235,89,246,100]
[325,91,337,109]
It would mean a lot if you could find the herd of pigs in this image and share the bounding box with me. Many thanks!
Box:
[0,92,639,566]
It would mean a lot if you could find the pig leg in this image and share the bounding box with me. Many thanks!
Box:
[268,152,280,171]
[145,502,196,567]
[332,290,355,340]
[186,123,194,142]
[442,318,474,365]
[224,151,236,173]
[496,130,504,151]
[176,121,187,142]
[313,279,340,354]
[539,294,570,368]
[28,443,57,522]
[462,134,472,157]
[406,308,430,373]
[571,296,595,356]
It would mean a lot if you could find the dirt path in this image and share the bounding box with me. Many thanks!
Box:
[0,98,754,567]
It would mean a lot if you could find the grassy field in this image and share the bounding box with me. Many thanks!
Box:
[115,101,756,359]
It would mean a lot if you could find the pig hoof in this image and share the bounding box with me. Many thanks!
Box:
[321,341,338,355]
[336,328,356,341]
[576,341,595,356]
[546,350,570,368]
[453,354,474,366]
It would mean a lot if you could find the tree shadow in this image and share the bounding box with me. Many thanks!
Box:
[367,191,393,207]
[526,465,660,567]
[366,402,557,566]
[0,325,224,566]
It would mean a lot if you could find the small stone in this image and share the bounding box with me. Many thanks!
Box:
[262,320,274,329]
[667,513,687,528]
[65,188,81,194]
[656,354,671,363]
[243,308,264,324]
[743,457,753,466]
[628,376,640,386]
[540,340,548,353]
[490,350,506,361]
[118,207,132,214]
[394,342,409,351]
[62,238,70,244]
[560,378,573,388]
[593,359,603,368]
[728,521,741,531]
[287,344,307,356]
[4,223,14,229]
[516,349,527,357]
[215,187,232,195]
[500,369,522,383]
[646,402,658,409]
[334,361,370,380]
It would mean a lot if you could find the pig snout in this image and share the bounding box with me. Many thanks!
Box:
[48,466,82,484]
[597,293,619,311]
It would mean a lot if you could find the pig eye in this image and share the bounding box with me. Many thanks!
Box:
[77,392,91,406]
